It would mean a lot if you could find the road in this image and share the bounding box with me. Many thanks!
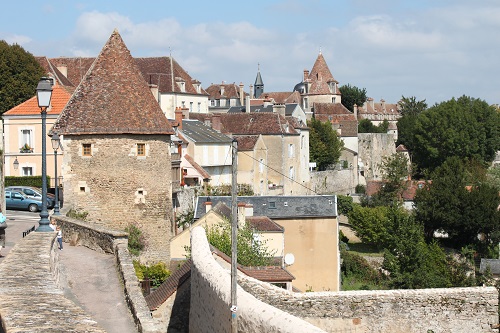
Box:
[0,209,138,333]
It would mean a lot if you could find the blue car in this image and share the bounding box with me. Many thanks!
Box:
[5,190,43,212]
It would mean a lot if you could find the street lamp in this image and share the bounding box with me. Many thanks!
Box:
[13,157,19,171]
[35,77,53,232]
[51,133,61,215]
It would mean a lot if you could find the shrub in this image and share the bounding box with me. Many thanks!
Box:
[355,184,366,194]
[133,260,171,288]
[66,208,88,221]
[126,223,146,256]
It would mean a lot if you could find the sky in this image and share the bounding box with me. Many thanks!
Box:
[1,0,499,106]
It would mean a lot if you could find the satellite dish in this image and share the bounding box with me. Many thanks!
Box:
[284,253,295,266]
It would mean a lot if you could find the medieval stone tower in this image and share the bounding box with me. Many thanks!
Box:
[51,30,175,263]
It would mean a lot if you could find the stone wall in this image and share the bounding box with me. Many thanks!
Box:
[358,133,396,181]
[309,169,355,195]
[62,134,173,263]
[189,226,326,333]
[238,274,499,333]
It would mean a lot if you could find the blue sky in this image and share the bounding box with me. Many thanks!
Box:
[2,0,499,106]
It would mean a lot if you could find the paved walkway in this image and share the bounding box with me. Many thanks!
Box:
[0,211,138,333]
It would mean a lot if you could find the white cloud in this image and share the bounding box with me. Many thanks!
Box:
[2,34,32,46]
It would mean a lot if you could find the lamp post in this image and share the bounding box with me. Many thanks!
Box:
[51,133,60,215]
[35,77,53,232]
[13,157,19,171]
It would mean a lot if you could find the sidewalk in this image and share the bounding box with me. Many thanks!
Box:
[58,243,138,333]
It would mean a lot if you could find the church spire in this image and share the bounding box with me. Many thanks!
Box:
[254,63,264,98]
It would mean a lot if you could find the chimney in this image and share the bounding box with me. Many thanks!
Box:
[380,99,386,111]
[273,104,286,117]
[354,104,358,119]
[303,69,309,81]
[245,203,254,217]
[175,108,184,130]
[249,84,254,99]
[212,114,221,132]
[245,95,250,111]
[237,202,246,228]
[368,97,374,110]
[220,83,225,96]
[239,82,244,106]
[149,84,159,102]
[57,64,68,78]
[205,197,212,213]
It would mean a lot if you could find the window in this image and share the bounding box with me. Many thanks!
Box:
[198,102,201,112]
[304,97,309,109]
[269,201,276,209]
[137,143,146,156]
[82,144,92,156]
[288,144,294,157]
[259,158,264,173]
[190,102,193,112]
[289,166,295,180]
[21,129,32,147]
[182,101,185,108]
[22,167,32,176]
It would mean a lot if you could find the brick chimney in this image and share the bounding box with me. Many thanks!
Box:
[354,104,358,119]
[239,82,244,106]
[205,198,212,213]
[212,114,221,132]
[175,108,184,130]
[149,84,159,102]
[380,99,386,111]
[237,202,246,228]
[303,69,309,81]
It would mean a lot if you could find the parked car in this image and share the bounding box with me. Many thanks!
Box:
[5,190,43,212]
[5,186,55,208]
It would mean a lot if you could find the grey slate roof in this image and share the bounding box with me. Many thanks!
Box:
[194,195,337,220]
[181,119,233,143]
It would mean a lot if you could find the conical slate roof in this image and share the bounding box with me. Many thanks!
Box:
[51,29,174,136]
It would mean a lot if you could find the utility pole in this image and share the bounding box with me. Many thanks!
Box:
[230,139,238,332]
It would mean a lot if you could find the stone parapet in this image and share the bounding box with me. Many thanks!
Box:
[238,273,499,333]
[189,226,326,333]
[0,232,107,332]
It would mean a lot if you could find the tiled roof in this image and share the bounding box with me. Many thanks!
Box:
[135,57,208,95]
[181,120,233,143]
[189,112,299,136]
[145,259,191,311]
[210,246,294,282]
[4,82,72,116]
[48,57,95,87]
[396,144,408,152]
[246,216,284,232]
[234,135,259,151]
[184,154,211,179]
[195,195,337,219]
[258,91,301,104]
[36,57,75,87]
[51,30,174,136]
[211,201,232,221]
[359,98,401,116]
[314,103,358,137]
[308,52,338,95]
[286,116,308,130]
[205,82,245,100]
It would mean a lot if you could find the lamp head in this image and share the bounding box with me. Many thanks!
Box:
[36,77,53,109]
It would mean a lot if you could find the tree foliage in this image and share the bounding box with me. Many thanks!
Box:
[371,152,411,206]
[206,220,276,267]
[396,96,427,150]
[411,96,500,173]
[339,84,367,112]
[414,157,500,255]
[0,40,45,114]
[308,117,344,170]
[358,119,389,133]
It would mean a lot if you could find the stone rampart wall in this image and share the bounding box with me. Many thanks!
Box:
[238,273,499,333]
[309,169,355,195]
[189,226,326,333]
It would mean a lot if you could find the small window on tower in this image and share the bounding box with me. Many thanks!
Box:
[137,143,146,156]
[82,144,92,156]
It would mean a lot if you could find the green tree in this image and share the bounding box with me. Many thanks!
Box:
[358,119,389,133]
[396,96,427,150]
[411,96,500,173]
[373,152,411,205]
[487,165,500,190]
[339,84,367,112]
[337,194,354,216]
[308,117,344,170]
[347,204,391,249]
[206,220,276,267]
[414,157,500,254]
[0,40,45,114]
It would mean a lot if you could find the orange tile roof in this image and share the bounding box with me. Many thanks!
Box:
[3,83,72,116]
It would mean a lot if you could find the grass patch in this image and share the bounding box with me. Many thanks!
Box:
[347,243,383,257]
